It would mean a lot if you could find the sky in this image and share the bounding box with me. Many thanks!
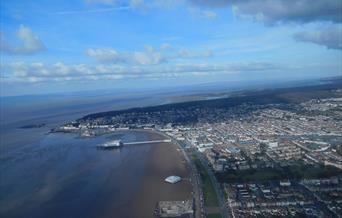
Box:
[0,0,341,96]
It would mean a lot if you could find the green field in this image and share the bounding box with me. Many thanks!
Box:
[193,157,219,207]
[216,168,284,183]
[285,164,342,180]
[216,164,342,183]
[207,213,222,218]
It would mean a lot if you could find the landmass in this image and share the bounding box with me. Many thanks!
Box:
[53,78,342,218]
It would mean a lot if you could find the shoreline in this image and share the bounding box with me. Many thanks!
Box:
[95,129,193,218]
[132,130,193,218]
[131,141,192,218]
[0,129,193,218]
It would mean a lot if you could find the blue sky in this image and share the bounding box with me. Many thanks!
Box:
[1,0,341,96]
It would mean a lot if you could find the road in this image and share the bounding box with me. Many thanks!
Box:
[183,148,206,218]
[174,140,206,218]
[194,150,231,218]
[153,130,231,218]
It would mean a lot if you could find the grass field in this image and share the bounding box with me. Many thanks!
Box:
[193,157,219,207]
[207,213,222,218]
[216,168,284,183]
[216,164,342,183]
[285,164,342,179]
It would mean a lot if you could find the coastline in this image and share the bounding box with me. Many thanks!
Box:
[131,139,192,218]
[89,129,193,218]
[0,129,193,218]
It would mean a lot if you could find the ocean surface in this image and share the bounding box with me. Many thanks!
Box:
[1,131,153,218]
[0,94,191,218]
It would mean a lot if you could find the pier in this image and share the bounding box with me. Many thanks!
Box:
[123,139,171,145]
[97,139,172,149]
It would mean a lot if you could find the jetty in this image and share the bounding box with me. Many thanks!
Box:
[124,139,171,145]
[98,139,172,149]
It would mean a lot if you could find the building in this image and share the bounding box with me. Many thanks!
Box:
[97,140,123,149]
[157,200,194,218]
[165,176,181,184]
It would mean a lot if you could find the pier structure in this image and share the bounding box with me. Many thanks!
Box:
[98,139,172,149]
[123,139,171,145]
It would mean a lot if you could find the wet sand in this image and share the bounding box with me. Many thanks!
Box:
[105,130,193,218]
[106,131,192,218]
[131,140,192,218]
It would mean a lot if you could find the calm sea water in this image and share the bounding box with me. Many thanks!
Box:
[0,95,166,218]
[0,130,157,218]
[0,93,159,147]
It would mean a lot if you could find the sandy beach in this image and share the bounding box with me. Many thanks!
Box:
[92,130,193,218]
[130,139,192,218]
[109,130,193,218]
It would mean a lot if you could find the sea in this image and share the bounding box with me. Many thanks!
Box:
[0,92,191,218]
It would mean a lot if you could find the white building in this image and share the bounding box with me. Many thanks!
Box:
[165,175,181,184]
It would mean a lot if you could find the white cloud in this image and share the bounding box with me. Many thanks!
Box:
[133,51,165,65]
[53,62,71,75]
[0,25,44,55]
[1,61,279,83]
[86,48,121,63]
[86,45,215,65]
[177,48,213,58]
[86,47,166,65]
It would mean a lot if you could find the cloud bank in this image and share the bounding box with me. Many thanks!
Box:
[0,25,45,55]
[294,26,342,50]
[86,47,166,65]
[191,0,342,24]
[83,0,342,24]
[1,61,277,83]
[86,46,213,65]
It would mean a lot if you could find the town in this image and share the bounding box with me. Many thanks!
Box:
[53,88,342,218]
